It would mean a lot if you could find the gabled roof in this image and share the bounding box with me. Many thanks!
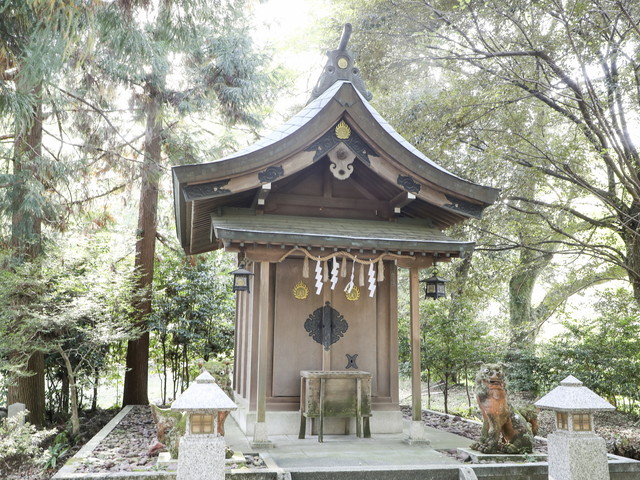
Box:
[172,80,499,255]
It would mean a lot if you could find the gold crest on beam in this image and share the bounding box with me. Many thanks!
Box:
[335,120,351,140]
[293,281,310,300]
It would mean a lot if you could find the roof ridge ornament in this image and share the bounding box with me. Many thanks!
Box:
[309,23,373,103]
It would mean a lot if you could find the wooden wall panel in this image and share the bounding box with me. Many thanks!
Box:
[329,268,378,395]
[272,259,323,397]
[237,257,401,411]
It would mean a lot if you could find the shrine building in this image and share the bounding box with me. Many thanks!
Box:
[172,25,499,444]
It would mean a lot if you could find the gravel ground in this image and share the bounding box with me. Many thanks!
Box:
[400,405,549,454]
[73,406,158,473]
[70,406,263,474]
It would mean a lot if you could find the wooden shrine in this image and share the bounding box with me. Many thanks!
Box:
[172,25,499,443]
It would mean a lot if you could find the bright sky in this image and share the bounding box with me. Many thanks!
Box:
[251,0,334,122]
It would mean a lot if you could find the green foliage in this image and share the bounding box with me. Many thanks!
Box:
[420,293,497,409]
[503,348,542,393]
[397,258,506,412]
[0,414,56,475]
[538,288,640,411]
[150,249,235,403]
[0,231,137,420]
[331,0,634,355]
[41,431,70,470]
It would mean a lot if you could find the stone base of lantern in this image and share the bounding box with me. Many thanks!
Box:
[176,434,225,480]
[548,431,610,480]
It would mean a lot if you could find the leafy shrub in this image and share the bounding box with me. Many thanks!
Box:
[503,348,542,393]
[537,288,640,410]
[42,431,70,470]
[0,414,56,474]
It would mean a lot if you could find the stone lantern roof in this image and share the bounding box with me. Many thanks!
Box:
[171,371,237,412]
[534,375,615,412]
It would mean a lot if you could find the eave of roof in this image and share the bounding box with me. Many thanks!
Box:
[173,81,499,203]
[211,212,474,254]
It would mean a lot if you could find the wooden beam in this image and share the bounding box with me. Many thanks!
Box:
[396,256,434,269]
[252,183,271,211]
[258,183,271,206]
[348,175,378,200]
[391,191,416,214]
[268,192,388,212]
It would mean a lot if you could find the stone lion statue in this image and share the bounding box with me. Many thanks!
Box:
[470,363,537,454]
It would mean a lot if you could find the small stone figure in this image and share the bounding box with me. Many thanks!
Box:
[470,363,536,454]
[150,404,186,459]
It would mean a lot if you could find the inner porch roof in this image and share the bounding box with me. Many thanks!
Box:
[211,212,474,254]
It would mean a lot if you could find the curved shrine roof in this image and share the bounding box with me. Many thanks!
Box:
[172,80,499,255]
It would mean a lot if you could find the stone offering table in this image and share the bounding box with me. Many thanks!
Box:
[298,370,371,442]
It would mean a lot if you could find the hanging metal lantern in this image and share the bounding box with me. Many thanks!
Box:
[230,264,254,293]
[420,267,447,300]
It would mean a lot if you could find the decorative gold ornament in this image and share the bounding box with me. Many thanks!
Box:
[293,281,309,300]
[345,285,360,301]
[335,120,351,140]
[337,56,349,69]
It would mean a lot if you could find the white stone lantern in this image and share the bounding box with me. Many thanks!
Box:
[171,371,237,480]
[534,375,614,480]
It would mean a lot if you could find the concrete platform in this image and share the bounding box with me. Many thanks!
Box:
[225,416,472,469]
[225,415,640,480]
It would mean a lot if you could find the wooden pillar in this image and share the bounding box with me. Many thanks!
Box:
[409,267,421,422]
[253,261,272,446]
[406,266,429,444]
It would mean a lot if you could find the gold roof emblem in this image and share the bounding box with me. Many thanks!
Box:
[335,120,351,140]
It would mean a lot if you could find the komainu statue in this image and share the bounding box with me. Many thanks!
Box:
[470,363,537,454]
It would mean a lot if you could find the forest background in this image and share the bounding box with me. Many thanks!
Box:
[2,0,640,474]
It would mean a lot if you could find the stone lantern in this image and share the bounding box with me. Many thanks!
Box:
[534,375,614,480]
[171,371,237,480]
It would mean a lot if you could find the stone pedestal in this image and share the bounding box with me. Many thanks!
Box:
[251,421,273,448]
[548,431,610,480]
[176,434,225,480]
[404,420,431,445]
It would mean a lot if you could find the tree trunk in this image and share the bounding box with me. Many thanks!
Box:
[161,337,167,405]
[92,366,99,412]
[508,249,553,347]
[7,352,45,427]
[8,83,46,427]
[621,201,640,301]
[62,372,69,414]
[11,90,43,258]
[426,368,431,410]
[443,372,449,414]
[57,347,80,438]
[122,91,162,406]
